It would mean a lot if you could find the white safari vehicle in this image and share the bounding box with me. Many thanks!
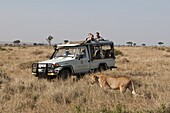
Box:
[32,40,116,79]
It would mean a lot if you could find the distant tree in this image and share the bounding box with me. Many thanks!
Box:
[13,40,20,45]
[33,43,37,46]
[142,44,146,46]
[133,43,136,46]
[46,35,53,46]
[126,42,133,46]
[158,42,164,46]
[64,40,69,44]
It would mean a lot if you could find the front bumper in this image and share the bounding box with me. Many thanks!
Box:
[32,63,62,77]
[32,72,57,76]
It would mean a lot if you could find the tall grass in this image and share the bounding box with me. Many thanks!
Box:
[0,46,170,112]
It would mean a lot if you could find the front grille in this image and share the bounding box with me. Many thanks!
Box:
[32,63,54,76]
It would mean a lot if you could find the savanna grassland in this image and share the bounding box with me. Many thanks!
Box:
[0,45,170,113]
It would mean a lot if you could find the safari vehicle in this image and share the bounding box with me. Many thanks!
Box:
[32,40,116,79]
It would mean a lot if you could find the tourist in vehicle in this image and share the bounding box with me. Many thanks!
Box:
[81,49,86,58]
[95,32,104,41]
[63,49,72,56]
[85,33,95,43]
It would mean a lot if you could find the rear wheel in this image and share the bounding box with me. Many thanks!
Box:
[98,65,106,72]
[77,73,85,79]
[59,69,70,80]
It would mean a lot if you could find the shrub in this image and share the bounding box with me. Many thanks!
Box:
[118,57,130,63]
[166,48,170,53]
[8,44,13,47]
[18,61,37,70]
[0,47,7,51]
[0,69,11,85]
[8,48,13,51]
[115,49,123,56]
[4,43,9,46]
[97,104,127,113]
[149,46,165,51]
[19,46,28,49]
[32,50,43,55]
[157,104,170,113]
[0,47,12,51]
[163,54,170,57]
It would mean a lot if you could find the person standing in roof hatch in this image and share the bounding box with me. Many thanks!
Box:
[95,32,104,41]
[85,33,95,43]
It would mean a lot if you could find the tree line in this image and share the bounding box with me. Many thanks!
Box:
[12,36,54,46]
[12,37,164,46]
[126,41,164,46]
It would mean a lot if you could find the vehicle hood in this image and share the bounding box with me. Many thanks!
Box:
[38,57,75,64]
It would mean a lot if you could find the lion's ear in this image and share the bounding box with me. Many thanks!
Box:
[94,75,99,80]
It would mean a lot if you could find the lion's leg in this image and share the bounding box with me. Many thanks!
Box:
[119,86,126,95]
[99,82,104,88]
[98,78,105,88]
[128,81,140,96]
[98,78,109,90]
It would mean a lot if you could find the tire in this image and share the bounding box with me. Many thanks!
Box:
[98,65,106,72]
[59,69,70,80]
[77,73,85,79]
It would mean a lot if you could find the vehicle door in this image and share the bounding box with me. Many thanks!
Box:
[89,45,103,69]
[75,47,90,73]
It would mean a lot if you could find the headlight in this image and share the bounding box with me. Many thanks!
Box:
[32,63,37,73]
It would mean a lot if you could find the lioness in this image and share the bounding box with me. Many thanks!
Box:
[91,74,139,96]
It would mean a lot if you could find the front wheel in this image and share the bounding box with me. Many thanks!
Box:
[58,69,70,80]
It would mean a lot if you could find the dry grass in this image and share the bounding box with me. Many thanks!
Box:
[0,46,170,113]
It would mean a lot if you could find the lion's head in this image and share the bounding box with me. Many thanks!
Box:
[90,75,99,85]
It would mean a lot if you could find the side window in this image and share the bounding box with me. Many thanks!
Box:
[89,43,115,60]
[102,45,112,58]
[93,45,103,59]
[77,48,87,58]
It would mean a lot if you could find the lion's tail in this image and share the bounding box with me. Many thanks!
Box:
[131,80,139,96]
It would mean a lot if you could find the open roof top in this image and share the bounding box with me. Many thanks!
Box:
[57,40,114,47]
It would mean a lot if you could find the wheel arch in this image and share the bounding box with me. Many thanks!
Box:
[98,62,108,69]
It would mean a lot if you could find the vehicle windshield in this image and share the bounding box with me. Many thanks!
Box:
[53,47,77,58]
